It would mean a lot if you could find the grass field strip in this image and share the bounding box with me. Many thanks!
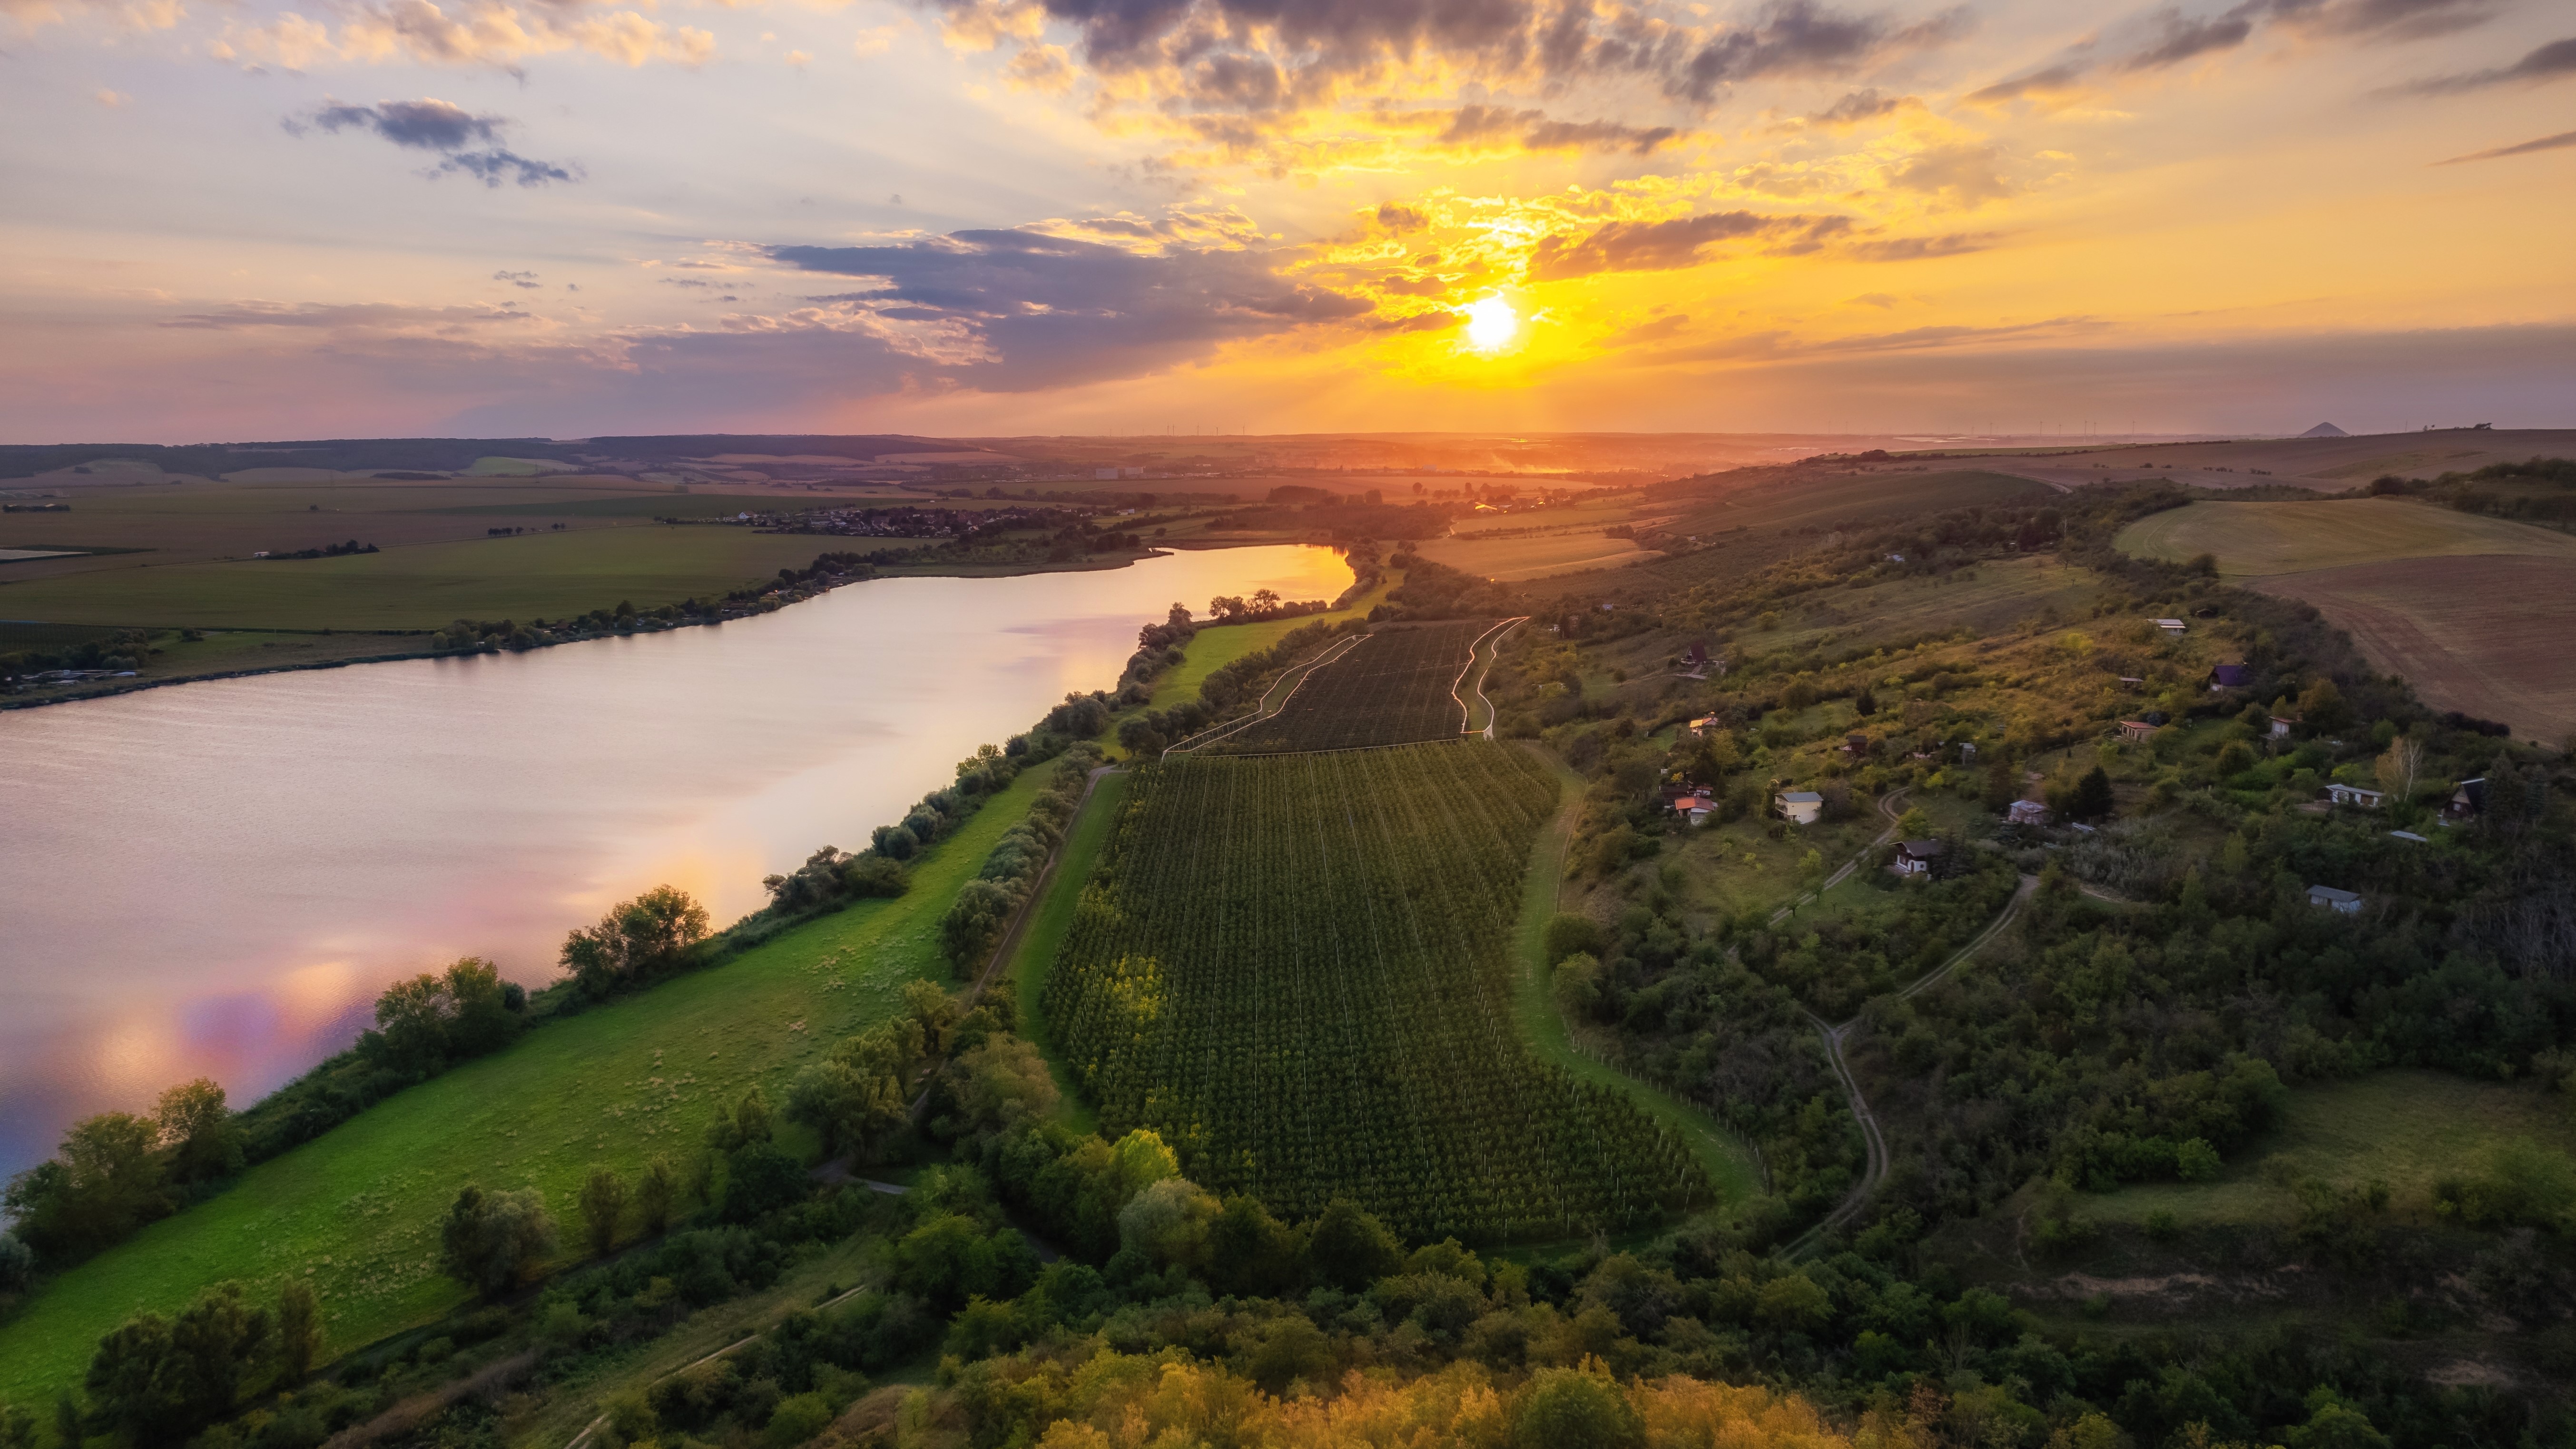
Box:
[1047,744,1703,1240]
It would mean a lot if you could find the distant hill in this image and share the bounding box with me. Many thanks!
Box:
[2300,422,2350,438]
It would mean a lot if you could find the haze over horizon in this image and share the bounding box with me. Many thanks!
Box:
[6,0,2572,443]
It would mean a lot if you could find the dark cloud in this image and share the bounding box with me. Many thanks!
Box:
[288,97,580,187]
[436,149,579,188]
[1846,230,2002,260]
[493,269,541,289]
[1973,0,2512,105]
[2396,35,2576,92]
[767,228,1374,390]
[2435,127,2576,163]
[1435,104,1681,154]
[2267,0,2496,41]
[1806,87,1915,125]
[295,98,504,150]
[1376,203,1431,233]
[935,0,1972,111]
[1524,210,1845,281]
[2113,7,2255,71]
[1643,313,2097,363]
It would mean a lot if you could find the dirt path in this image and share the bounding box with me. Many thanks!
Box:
[1162,633,1365,755]
[1784,870,2037,1258]
[1454,616,1526,737]
[1768,787,1910,926]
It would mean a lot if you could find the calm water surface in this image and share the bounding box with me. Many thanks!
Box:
[0,545,1350,1174]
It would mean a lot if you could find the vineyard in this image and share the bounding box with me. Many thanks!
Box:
[1200,620,1494,754]
[1046,741,1706,1241]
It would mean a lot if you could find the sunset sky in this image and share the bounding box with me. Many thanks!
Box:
[4,0,2571,441]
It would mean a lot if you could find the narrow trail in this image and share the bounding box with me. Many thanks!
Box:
[1453,616,1527,738]
[1768,787,1911,927]
[1161,634,1365,756]
[1784,869,2038,1259]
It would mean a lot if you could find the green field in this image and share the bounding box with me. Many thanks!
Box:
[1511,751,1763,1203]
[1047,743,1707,1241]
[0,526,837,630]
[0,765,1057,1409]
[2075,1070,2576,1227]
[2114,497,2576,577]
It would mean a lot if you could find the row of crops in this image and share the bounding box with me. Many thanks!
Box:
[1201,620,1494,755]
[1046,740,1707,1241]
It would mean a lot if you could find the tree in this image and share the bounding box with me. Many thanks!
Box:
[947,1038,1059,1134]
[363,971,453,1074]
[1303,1198,1403,1291]
[155,1078,244,1185]
[3,1111,167,1259]
[1896,806,1932,838]
[0,1403,33,1449]
[276,1280,323,1380]
[2070,766,2115,821]
[720,1144,807,1224]
[0,1233,30,1292]
[438,1185,557,1299]
[578,1166,629,1258]
[560,886,711,996]
[1542,913,1605,964]
[2296,677,2350,733]
[1855,688,1878,717]
[1204,1194,1304,1300]
[441,956,519,1057]
[637,1156,678,1235]
[86,1283,271,1444]
[1513,1359,1644,1449]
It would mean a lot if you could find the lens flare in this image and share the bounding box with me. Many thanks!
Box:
[1463,296,1516,351]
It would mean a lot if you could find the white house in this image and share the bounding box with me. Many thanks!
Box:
[1775,790,1824,826]
[2153,618,2188,634]
[1893,840,1944,877]
[2307,884,2362,914]
[2324,783,2386,809]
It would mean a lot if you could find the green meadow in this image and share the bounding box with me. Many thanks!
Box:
[0,765,1054,1409]
[0,526,836,631]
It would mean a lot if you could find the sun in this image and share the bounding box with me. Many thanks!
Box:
[1463,295,1517,351]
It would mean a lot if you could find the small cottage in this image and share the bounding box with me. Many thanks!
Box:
[1840,732,1870,755]
[2117,720,2158,744]
[2269,714,2298,740]
[1775,790,1824,826]
[1671,795,1717,826]
[2007,799,2050,827]
[1893,840,1944,877]
[2153,618,2188,634]
[2324,782,2386,809]
[1685,714,1722,737]
[2445,778,2486,822]
[2307,884,2362,915]
[2208,664,2252,692]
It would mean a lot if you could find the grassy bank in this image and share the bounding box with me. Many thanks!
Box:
[1003,771,1128,1134]
[0,766,1055,1409]
[1511,748,1764,1207]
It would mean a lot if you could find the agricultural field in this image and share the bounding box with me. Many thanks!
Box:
[1665,469,2053,543]
[2254,555,2576,745]
[1205,620,1494,753]
[1416,529,1642,581]
[2116,500,2576,742]
[2114,498,2576,577]
[0,763,1059,1410]
[1046,743,1707,1240]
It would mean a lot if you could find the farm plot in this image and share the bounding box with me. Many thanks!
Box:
[1047,742,1705,1241]
[1208,620,1492,753]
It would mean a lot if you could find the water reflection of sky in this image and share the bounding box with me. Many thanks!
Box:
[0,545,1350,1176]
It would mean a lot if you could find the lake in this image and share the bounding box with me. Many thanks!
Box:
[0,544,1351,1176]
